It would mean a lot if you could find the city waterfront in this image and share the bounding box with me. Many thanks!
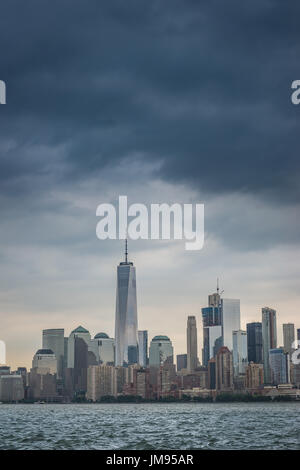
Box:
[0,402,299,450]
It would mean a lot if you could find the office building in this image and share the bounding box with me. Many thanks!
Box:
[134,368,151,399]
[149,336,174,367]
[232,330,248,376]
[247,322,263,364]
[215,346,234,391]
[187,316,198,372]
[203,325,222,367]
[32,349,57,375]
[0,375,24,402]
[93,333,115,364]
[114,366,132,395]
[73,336,89,398]
[245,362,264,389]
[138,330,148,367]
[269,348,290,385]
[87,365,115,401]
[177,354,187,372]
[202,290,222,366]
[29,349,57,400]
[262,307,277,384]
[202,306,221,328]
[208,358,216,390]
[29,370,57,400]
[67,326,93,368]
[283,323,295,357]
[221,299,241,351]
[42,329,64,379]
[17,367,28,388]
[157,362,177,399]
[208,291,221,308]
[115,241,138,366]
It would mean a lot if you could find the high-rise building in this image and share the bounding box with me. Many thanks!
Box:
[262,307,277,384]
[202,290,222,367]
[73,337,88,398]
[32,349,57,375]
[64,337,68,370]
[208,292,221,308]
[221,299,241,351]
[247,322,263,364]
[115,241,138,366]
[208,358,216,390]
[42,329,65,379]
[92,333,115,364]
[215,346,234,391]
[149,336,174,367]
[29,370,57,401]
[269,348,290,385]
[202,306,221,327]
[245,362,264,390]
[297,328,300,341]
[232,330,248,376]
[17,367,28,388]
[30,349,57,400]
[176,354,187,372]
[203,326,223,367]
[134,368,151,399]
[187,316,198,372]
[157,362,177,399]
[114,366,131,395]
[283,323,295,357]
[138,330,148,367]
[67,326,93,368]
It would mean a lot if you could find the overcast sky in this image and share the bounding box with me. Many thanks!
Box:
[0,1,299,369]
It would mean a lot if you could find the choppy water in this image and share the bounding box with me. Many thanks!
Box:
[0,402,299,450]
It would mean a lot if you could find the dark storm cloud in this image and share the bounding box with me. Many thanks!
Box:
[0,0,299,203]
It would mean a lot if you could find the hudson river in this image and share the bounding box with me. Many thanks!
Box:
[0,402,299,450]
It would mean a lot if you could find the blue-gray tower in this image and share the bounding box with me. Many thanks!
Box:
[115,240,138,366]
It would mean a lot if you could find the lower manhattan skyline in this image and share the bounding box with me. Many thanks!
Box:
[1,0,300,454]
[2,233,299,370]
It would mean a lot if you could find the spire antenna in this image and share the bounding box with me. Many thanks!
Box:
[125,238,128,264]
[217,277,219,294]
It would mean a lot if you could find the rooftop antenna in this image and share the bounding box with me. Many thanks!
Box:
[217,277,224,297]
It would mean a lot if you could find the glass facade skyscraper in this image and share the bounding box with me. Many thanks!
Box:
[203,325,222,367]
[202,291,222,367]
[269,347,290,385]
[221,299,241,351]
[232,329,248,376]
[149,336,173,367]
[42,328,64,379]
[247,322,263,364]
[115,241,138,366]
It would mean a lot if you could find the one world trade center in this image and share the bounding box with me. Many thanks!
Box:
[115,240,138,366]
